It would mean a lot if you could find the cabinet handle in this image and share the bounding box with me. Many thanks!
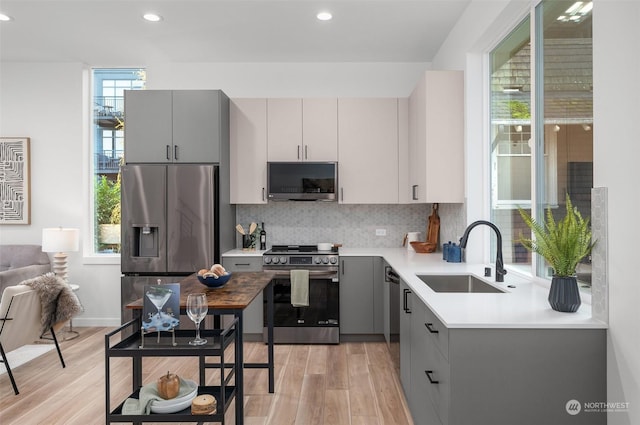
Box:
[166,145,171,160]
[304,145,308,160]
[234,263,251,267]
[412,185,419,201]
[297,145,301,160]
[425,323,439,334]
[403,288,412,314]
[174,145,179,160]
[425,370,439,384]
[340,187,344,202]
[262,187,266,201]
[341,260,345,274]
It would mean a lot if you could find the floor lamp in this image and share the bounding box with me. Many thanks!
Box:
[42,227,79,284]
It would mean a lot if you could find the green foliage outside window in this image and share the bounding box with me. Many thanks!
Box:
[509,100,531,119]
[95,175,120,225]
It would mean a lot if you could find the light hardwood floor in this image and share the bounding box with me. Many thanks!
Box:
[0,327,414,425]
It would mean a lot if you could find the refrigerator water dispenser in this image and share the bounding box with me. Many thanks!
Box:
[132,225,159,257]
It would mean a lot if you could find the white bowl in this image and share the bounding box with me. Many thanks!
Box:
[149,379,198,414]
[317,243,333,251]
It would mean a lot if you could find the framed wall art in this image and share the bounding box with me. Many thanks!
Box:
[0,137,31,224]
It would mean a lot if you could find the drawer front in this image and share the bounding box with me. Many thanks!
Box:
[222,256,263,272]
[423,303,449,360]
[410,370,443,425]
[422,339,451,425]
[411,301,444,425]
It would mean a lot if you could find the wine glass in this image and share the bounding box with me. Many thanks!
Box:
[186,293,208,346]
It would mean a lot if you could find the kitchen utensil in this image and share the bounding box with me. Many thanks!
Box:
[405,232,421,251]
[402,233,408,247]
[426,203,440,245]
[317,243,333,251]
[411,241,437,253]
[249,222,257,235]
[235,224,245,235]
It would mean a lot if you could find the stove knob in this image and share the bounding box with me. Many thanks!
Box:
[279,257,288,264]
[314,257,322,264]
[272,257,279,264]
[322,257,329,264]
[329,257,338,264]
[264,256,272,264]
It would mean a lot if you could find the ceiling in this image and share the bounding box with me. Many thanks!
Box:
[0,0,471,65]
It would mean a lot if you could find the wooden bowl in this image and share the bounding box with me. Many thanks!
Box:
[410,241,437,253]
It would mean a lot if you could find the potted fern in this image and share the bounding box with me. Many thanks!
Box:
[517,194,595,312]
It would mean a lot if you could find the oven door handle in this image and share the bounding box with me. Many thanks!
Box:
[267,270,339,279]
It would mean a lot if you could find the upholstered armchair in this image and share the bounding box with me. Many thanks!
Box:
[0,284,66,395]
[0,245,51,294]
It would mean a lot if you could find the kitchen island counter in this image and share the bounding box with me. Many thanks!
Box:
[339,248,606,329]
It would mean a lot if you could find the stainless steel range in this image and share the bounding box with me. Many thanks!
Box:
[262,245,340,344]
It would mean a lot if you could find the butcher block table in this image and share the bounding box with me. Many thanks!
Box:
[122,271,276,424]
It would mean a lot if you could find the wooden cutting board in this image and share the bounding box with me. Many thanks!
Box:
[426,203,440,245]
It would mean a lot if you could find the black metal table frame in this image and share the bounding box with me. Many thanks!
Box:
[107,280,274,425]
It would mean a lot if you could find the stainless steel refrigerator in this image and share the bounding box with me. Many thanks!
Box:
[120,164,234,324]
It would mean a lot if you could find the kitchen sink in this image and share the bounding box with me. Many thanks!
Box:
[416,274,505,293]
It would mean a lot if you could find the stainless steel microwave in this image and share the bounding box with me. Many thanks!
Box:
[267,162,337,201]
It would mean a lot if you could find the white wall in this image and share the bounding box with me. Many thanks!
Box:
[0,62,123,326]
[593,2,640,424]
[147,62,428,97]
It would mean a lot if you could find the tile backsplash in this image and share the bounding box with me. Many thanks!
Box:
[235,202,465,249]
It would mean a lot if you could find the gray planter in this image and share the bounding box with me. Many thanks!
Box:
[549,275,581,312]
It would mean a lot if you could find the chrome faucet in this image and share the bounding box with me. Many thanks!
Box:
[459,220,507,282]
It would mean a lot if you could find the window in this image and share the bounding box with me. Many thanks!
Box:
[92,69,145,255]
[490,1,593,286]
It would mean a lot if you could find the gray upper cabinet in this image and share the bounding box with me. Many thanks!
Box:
[125,90,226,163]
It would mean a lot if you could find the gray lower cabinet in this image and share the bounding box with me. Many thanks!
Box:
[222,256,263,337]
[340,257,379,334]
[399,279,412,395]
[410,297,443,425]
[404,294,607,425]
[372,257,384,334]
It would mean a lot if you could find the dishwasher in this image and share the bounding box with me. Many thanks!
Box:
[384,263,400,371]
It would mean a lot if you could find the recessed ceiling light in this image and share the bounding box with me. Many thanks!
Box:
[316,11,332,21]
[143,13,163,22]
[0,13,13,21]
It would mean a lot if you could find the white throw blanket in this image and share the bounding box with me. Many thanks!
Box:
[22,273,83,335]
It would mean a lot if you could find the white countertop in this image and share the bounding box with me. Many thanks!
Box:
[339,247,607,329]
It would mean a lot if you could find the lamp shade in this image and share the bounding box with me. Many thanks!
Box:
[42,227,79,252]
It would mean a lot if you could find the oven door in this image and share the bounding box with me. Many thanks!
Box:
[263,269,339,344]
